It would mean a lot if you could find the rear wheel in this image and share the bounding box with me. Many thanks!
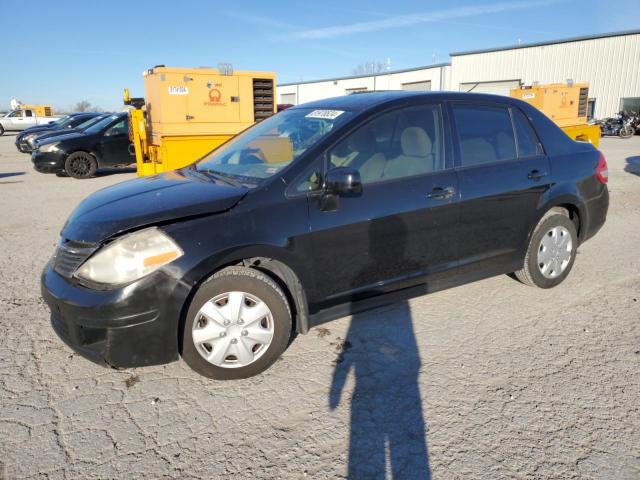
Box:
[619,125,635,139]
[514,211,578,288]
[64,151,97,179]
[181,266,292,380]
[0,125,4,136]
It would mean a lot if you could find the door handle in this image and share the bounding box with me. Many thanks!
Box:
[427,186,455,199]
[527,170,547,180]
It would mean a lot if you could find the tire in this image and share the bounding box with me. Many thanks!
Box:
[181,266,292,380]
[514,211,578,288]
[619,126,635,139]
[64,151,97,179]
[0,125,4,136]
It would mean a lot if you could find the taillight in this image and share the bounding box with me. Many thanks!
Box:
[596,153,608,184]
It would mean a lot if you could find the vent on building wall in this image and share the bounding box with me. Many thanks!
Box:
[578,87,589,117]
[253,78,274,122]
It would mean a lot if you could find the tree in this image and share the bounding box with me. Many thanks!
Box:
[351,60,389,76]
[73,100,102,112]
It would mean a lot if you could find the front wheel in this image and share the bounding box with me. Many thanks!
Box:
[181,266,292,380]
[0,125,4,136]
[64,151,97,179]
[619,126,635,139]
[514,212,578,288]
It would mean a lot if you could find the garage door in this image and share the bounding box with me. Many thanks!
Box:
[621,97,640,114]
[280,93,297,105]
[459,80,521,97]
[402,80,432,91]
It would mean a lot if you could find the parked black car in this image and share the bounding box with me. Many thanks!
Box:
[15,112,102,153]
[30,113,112,151]
[32,112,134,178]
[41,92,609,379]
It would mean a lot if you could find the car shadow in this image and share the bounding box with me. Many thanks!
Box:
[95,166,137,177]
[0,172,25,179]
[56,167,138,178]
[329,217,431,479]
[624,156,640,176]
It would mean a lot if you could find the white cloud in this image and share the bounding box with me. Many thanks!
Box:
[281,0,562,40]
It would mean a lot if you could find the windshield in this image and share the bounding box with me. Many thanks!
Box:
[196,108,353,183]
[52,116,70,126]
[77,115,108,130]
[84,114,122,134]
[57,116,83,128]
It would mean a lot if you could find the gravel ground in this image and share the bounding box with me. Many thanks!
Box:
[0,134,639,479]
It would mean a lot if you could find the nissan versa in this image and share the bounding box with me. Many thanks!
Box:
[41,92,609,380]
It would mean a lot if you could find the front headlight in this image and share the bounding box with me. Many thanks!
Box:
[75,227,183,286]
[40,142,60,153]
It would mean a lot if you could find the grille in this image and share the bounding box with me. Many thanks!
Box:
[578,87,589,117]
[253,78,274,122]
[53,240,96,278]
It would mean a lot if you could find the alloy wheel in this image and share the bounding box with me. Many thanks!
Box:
[69,154,92,177]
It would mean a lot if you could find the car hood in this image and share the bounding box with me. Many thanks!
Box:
[20,125,57,136]
[62,168,249,243]
[38,131,88,146]
[33,128,81,143]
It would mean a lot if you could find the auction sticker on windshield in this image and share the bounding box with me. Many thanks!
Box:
[305,110,345,120]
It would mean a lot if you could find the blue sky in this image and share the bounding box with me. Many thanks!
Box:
[1,0,638,111]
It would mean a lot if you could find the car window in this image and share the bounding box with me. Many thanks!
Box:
[453,104,516,166]
[327,104,445,184]
[25,110,33,117]
[84,114,122,134]
[9,110,23,118]
[512,108,544,157]
[105,119,127,136]
[197,107,354,183]
[293,157,325,193]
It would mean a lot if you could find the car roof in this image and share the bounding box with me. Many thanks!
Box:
[291,90,529,112]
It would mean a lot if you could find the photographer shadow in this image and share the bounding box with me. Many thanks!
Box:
[330,217,431,479]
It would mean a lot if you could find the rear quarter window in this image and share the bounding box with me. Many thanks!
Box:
[452,104,516,167]
[512,108,544,157]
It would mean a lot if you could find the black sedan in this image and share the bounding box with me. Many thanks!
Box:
[32,112,135,178]
[30,113,112,151]
[15,112,102,153]
[41,91,608,379]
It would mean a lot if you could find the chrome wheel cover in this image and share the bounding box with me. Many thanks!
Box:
[192,291,274,368]
[537,226,572,279]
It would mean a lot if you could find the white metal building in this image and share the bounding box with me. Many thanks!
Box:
[278,63,450,106]
[277,30,640,119]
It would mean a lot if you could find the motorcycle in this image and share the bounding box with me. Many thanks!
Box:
[595,111,637,139]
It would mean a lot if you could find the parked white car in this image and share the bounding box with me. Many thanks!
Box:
[0,109,60,135]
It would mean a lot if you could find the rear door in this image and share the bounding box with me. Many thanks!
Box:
[451,102,551,277]
[98,118,134,165]
[300,102,460,311]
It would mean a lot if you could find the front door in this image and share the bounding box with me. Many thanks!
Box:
[451,102,552,276]
[302,103,460,312]
[99,118,134,166]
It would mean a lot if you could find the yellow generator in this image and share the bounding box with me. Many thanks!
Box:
[126,66,276,176]
[19,104,54,116]
[510,82,600,147]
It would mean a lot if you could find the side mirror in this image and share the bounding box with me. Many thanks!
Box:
[325,167,362,196]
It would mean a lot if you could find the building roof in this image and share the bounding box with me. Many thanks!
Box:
[450,29,640,57]
[278,62,450,87]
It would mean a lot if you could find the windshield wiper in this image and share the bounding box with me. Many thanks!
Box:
[200,169,243,187]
